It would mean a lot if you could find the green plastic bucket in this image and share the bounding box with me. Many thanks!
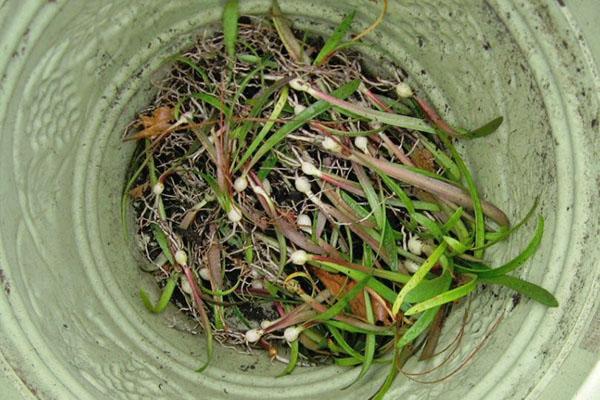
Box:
[0,1,598,399]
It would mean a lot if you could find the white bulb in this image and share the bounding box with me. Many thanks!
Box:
[295,177,311,194]
[293,103,306,115]
[354,136,369,153]
[251,279,264,290]
[179,111,194,124]
[174,249,188,266]
[199,268,211,281]
[301,161,321,177]
[227,207,242,223]
[283,326,303,342]
[395,82,413,98]
[290,250,309,265]
[245,328,264,343]
[262,179,272,195]
[233,176,248,192]
[297,214,311,228]
[152,182,164,195]
[407,236,423,256]
[322,137,341,153]
[405,260,421,273]
[260,320,272,330]
[289,78,311,92]
[181,278,192,295]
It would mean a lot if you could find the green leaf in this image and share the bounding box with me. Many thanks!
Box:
[169,55,209,84]
[478,217,544,278]
[150,223,175,265]
[223,0,239,59]
[277,339,299,376]
[379,173,415,216]
[312,276,371,321]
[438,131,486,257]
[405,274,477,316]
[354,290,376,384]
[354,162,383,229]
[325,320,394,336]
[247,79,360,168]
[369,346,402,400]
[139,274,178,313]
[418,135,461,181]
[442,206,465,233]
[237,85,289,170]
[405,271,452,304]
[396,306,440,348]
[392,242,448,315]
[381,216,400,271]
[328,326,364,359]
[443,235,469,255]
[413,213,444,239]
[257,153,279,181]
[466,116,503,139]
[314,11,356,65]
[311,259,400,303]
[272,0,308,63]
[192,92,232,118]
[484,197,539,246]
[480,275,558,307]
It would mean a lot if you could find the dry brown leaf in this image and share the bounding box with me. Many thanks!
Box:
[127,106,173,141]
[411,146,436,172]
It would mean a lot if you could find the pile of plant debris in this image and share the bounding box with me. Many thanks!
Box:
[122,1,557,398]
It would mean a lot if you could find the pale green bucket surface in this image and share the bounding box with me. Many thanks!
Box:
[0,1,598,399]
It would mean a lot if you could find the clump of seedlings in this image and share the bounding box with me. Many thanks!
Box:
[122,1,558,398]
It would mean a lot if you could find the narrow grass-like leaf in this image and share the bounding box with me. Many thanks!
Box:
[169,55,209,84]
[353,290,376,384]
[328,325,364,359]
[438,131,486,257]
[139,274,178,314]
[412,213,444,239]
[466,116,503,139]
[237,85,289,170]
[480,275,558,307]
[151,223,175,265]
[443,235,469,255]
[311,258,408,300]
[405,271,452,304]
[247,79,360,169]
[353,162,383,229]
[370,346,401,400]
[381,214,399,271]
[192,92,232,118]
[418,134,461,181]
[277,339,299,376]
[272,0,308,63]
[223,0,239,59]
[325,320,394,336]
[314,11,356,66]
[442,206,465,233]
[405,274,477,316]
[392,242,448,315]
[484,197,539,246]
[257,153,279,180]
[312,276,371,321]
[478,217,544,278]
[294,81,436,133]
[396,306,441,348]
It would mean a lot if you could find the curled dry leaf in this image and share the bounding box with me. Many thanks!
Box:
[313,268,391,324]
[126,106,173,141]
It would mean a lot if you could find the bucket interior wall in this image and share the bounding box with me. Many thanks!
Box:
[0,1,598,399]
